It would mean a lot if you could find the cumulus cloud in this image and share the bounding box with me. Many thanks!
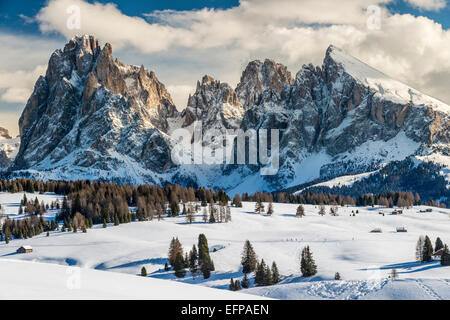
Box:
[0,65,47,103]
[166,85,196,109]
[406,0,447,11]
[32,0,450,106]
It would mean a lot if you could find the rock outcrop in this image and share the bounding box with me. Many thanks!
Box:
[9,37,450,193]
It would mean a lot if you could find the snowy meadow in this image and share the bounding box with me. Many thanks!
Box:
[0,192,449,300]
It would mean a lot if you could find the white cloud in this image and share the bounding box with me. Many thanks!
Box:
[0,65,47,103]
[166,85,195,109]
[406,0,447,11]
[1,0,450,137]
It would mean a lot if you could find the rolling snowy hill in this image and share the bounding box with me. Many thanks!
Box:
[1,193,448,300]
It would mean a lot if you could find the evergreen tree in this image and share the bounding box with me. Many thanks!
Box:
[229,278,236,291]
[254,199,264,214]
[271,261,280,284]
[441,245,450,266]
[189,245,198,278]
[254,260,266,286]
[103,219,107,228]
[435,237,444,251]
[241,240,258,274]
[241,273,250,289]
[234,280,241,291]
[334,272,341,280]
[264,264,273,286]
[141,266,147,277]
[198,234,214,279]
[422,236,433,262]
[174,252,186,278]
[300,246,317,277]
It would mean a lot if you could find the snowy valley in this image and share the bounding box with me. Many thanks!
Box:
[1,191,449,300]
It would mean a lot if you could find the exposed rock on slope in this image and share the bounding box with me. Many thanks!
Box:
[9,36,450,194]
[13,35,177,183]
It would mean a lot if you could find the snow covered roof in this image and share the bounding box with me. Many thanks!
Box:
[20,245,32,250]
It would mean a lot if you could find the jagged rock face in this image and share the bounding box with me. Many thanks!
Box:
[181,75,244,132]
[10,38,450,192]
[236,59,294,110]
[239,46,450,189]
[14,35,177,180]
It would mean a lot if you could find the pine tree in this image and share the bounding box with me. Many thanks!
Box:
[254,199,264,214]
[241,273,250,289]
[296,205,305,218]
[435,237,444,251]
[271,261,280,284]
[334,272,341,280]
[241,240,258,274]
[189,245,198,278]
[229,278,236,291]
[103,219,107,228]
[441,245,450,266]
[264,264,273,286]
[300,246,317,277]
[266,202,273,216]
[422,235,433,262]
[198,234,214,279]
[234,280,241,291]
[254,260,266,286]
[174,252,186,278]
[141,266,147,277]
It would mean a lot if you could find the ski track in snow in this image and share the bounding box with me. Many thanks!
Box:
[306,279,389,300]
[414,279,442,300]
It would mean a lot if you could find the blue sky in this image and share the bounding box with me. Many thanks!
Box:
[0,0,449,135]
[1,0,448,34]
[0,0,241,34]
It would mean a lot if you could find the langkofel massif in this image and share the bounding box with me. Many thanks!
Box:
[5,35,450,197]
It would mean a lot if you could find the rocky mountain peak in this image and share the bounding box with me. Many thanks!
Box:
[236,58,294,110]
[7,40,450,195]
[14,35,177,174]
[183,75,242,129]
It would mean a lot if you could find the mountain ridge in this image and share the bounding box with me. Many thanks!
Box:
[6,35,450,196]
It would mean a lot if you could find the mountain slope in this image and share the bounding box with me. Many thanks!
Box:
[0,259,261,300]
[8,36,450,195]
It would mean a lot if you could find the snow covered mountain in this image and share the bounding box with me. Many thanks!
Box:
[9,35,450,194]
[0,128,19,170]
